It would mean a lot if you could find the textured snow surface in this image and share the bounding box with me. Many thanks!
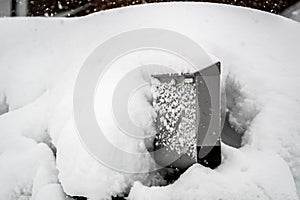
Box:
[129,146,297,200]
[0,2,300,200]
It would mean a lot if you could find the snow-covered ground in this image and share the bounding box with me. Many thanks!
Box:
[0,2,300,200]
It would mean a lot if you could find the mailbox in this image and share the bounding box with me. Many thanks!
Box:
[151,62,221,170]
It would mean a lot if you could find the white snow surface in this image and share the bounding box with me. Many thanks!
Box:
[0,2,300,200]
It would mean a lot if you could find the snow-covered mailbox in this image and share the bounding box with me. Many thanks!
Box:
[151,62,221,170]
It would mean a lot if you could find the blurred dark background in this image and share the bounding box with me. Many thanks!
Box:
[0,0,299,19]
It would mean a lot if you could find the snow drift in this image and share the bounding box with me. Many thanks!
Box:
[0,2,300,200]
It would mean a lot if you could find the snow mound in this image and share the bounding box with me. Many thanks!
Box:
[0,2,300,199]
[129,145,298,200]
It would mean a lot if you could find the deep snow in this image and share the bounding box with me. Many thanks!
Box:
[0,2,300,200]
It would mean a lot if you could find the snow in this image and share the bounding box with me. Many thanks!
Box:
[152,78,198,161]
[34,184,68,200]
[0,142,61,200]
[129,146,298,200]
[0,2,300,200]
